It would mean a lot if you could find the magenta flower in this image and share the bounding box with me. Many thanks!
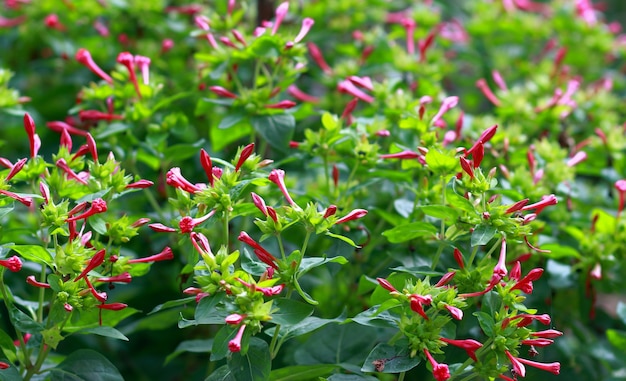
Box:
[293,17,314,43]
[228,324,246,352]
[409,294,432,320]
[531,329,563,338]
[268,169,296,206]
[287,85,319,103]
[520,194,558,215]
[126,179,154,189]
[74,249,106,282]
[431,96,459,125]
[26,275,51,288]
[323,205,337,218]
[96,272,132,283]
[225,313,246,325]
[79,110,123,122]
[615,179,626,215]
[380,150,420,160]
[492,70,508,91]
[166,167,203,194]
[238,232,279,270]
[0,256,22,272]
[134,55,151,85]
[209,86,238,99]
[265,100,297,109]
[376,277,398,293]
[178,211,215,234]
[337,80,374,103]
[510,268,543,293]
[459,156,474,179]
[335,209,368,224]
[47,120,89,137]
[423,348,450,381]
[251,192,268,216]
[128,247,174,264]
[505,351,526,378]
[117,52,141,98]
[271,2,289,35]
[4,158,26,183]
[67,198,107,222]
[517,357,560,375]
[96,302,128,311]
[23,113,41,158]
[440,338,482,361]
[476,78,501,107]
[307,42,332,74]
[444,304,463,320]
[493,238,508,281]
[401,18,416,55]
[566,151,587,167]
[75,48,113,84]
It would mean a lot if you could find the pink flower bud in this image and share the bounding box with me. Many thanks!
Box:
[209,86,238,99]
[128,247,174,264]
[75,48,113,84]
[335,209,368,224]
[423,348,450,381]
[271,2,289,35]
[338,80,374,103]
[265,100,297,109]
[228,324,246,352]
[476,79,501,106]
[268,169,296,206]
[307,42,332,74]
[293,17,314,43]
[0,256,22,272]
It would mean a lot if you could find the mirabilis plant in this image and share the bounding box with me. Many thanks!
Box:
[0,0,626,380]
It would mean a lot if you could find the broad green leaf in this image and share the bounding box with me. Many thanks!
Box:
[361,343,421,373]
[268,314,345,342]
[0,205,14,219]
[425,149,458,175]
[293,324,375,366]
[270,365,337,381]
[63,308,138,332]
[0,329,17,363]
[251,114,295,152]
[205,365,235,381]
[390,266,443,277]
[73,326,128,341]
[194,293,228,325]
[299,256,348,275]
[370,272,416,306]
[418,205,459,221]
[382,222,438,243]
[163,139,206,162]
[50,349,123,381]
[350,306,399,329]
[248,35,280,57]
[9,305,43,333]
[0,362,21,381]
[10,245,54,267]
[473,311,495,338]
[241,247,268,276]
[210,121,252,151]
[219,113,245,129]
[271,298,315,326]
[211,325,238,361]
[445,179,476,213]
[149,296,195,315]
[393,199,414,218]
[471,224,497,247]
[540,243,580,259]
[228,337,271,381]
[165,339,213,365]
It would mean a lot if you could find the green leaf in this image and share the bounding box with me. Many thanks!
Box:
[165,339,213,365]
[205,365,235,381]
[299,256,348,275]
[270,366,337,381]
[445,178,476,213]
[228,337,271,381]
[73,326,128,341]
[219,113,245,129]
[390,266,443,277]
[607,329,626,351]
[248,35,280,57]
[269,314,345,342]
[293,324,375,366]
[271,298,315,326]
[0,205,14,219]
[370,272,416,306]
[211,121,252,151]
[425,149,458,175]
[0,362,21,381]
[149,296,196,315]
[540,243,580,259]
[473,311,496,338]
[50,349,123,381]
[350,306,399,329]
[63,308,138,332]
[251,114,295,152]
[211,325,238,361]
[8,305,43,333]
[325,232,359,247]
[0,329,17,363]
[327,375,379,381]
[382,222,438,243]
[10,245,54,267]
[617,302,626,326]
[361,343,421,373]
[194,293,228,325]
[471,224,497,247]
[418,205,459,221]
[163,139,207,162]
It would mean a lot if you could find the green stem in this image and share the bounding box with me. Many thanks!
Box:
[142,188,166,222]
[277,234,287,260]
[467,246,479,268]
[397,371,406,381]
[431,243,445,270]
[323,154,330,195]
[36,265,46,323]
[223,210,230,248]
[269,325,282,359]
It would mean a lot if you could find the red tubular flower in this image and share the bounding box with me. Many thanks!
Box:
[435,271,456,287]
[198,149,215,187]
[380,150,420,160]
[228,324,246,352]
[505,351,526,378]
[444,304,463,320]
[453,248,465,269]
[336,209,368,224]
[517,357,560,375]
[128,247,174,264]
[5,158,26,183]
[418,28,438,62]
[74,249,106,281]
[268,169,296,206]
[531,329,563,338]
[96,272,132,283]
[178,211,215,233]
[238,232,279,269]
[96,302,127,311]
[75,48,113,83]
[520,194,558,215]
[0,256,22,272]
[235,144,253,173]
[116,52,142,98]
[307,42,332,74]
[161,38,174,54]
[505,198,529,214]
[287,85,319,103]
[409,294,432,320]
[615,180,626,216]
[166,167,203,194]
[135,55,151,85]
[149,223,177,233]
[39,182,50,205]
[476,78,501,106]
[126,179,154,189]
[338,80,374,103]
[493,238,508,281]
[209,86,238,99]
[26,275,51,288]
[225,313,246,325]
[431,96,459,125]
[266,206,278,222]
[566,151,587,167]
[401,18,416,55]
[83,276,107,303]
[47,120,89,137]
[511,268,543,292]
[271,2,289,35]
[340,98,359,124]
[67,198,107,222]
[0,189,33,207]
[521,338,554,347]
[459,157,474,179]
[440,338,482,361]
[293,17,314,43]
[514,313,551,327]
[79,110,123,122]
[265,100,297,109]
[251,192,268,216]
[423,348,450,381]
[323,205,337,218]
[0,362,9,369]
[376,277,398,293]
[256,284,284,296]
[23,113,41,158]
[190,232,214,259]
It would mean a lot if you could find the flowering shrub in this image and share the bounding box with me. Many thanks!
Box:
[1,0,626,380]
